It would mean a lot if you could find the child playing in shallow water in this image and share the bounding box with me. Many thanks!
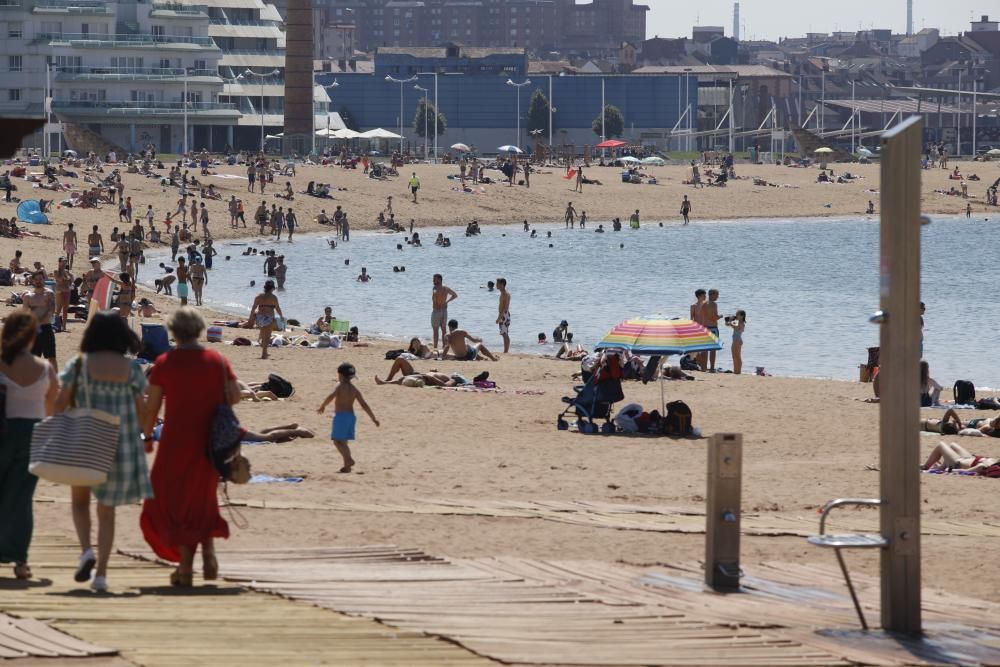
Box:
[317,362,379,473]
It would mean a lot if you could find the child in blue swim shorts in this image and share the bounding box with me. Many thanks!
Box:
[317,362,380,472]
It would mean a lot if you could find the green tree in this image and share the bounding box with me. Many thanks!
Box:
[592,104,625,139]
[527,89,551,135]
[413,98,447,138]
[338,105,358,131]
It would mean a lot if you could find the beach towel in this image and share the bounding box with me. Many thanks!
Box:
[564,169,577,181]
[249,474,304,484]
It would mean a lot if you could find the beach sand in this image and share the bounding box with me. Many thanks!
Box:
[6,157,1000,603]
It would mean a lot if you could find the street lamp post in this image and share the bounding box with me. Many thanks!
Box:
[683,68,692,153]
[237,68,280,152]
[506,78,531,147]
[851,79,856,154]
[385,74,418,154]
[415,83,428,161]
[182,67,190,156]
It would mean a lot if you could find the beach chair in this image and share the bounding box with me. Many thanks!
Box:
[807,498,887,630]
[328,319,350,334]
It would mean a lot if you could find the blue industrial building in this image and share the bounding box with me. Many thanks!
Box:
[317,45,697,153]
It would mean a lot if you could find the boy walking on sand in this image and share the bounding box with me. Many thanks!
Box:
[317,363,379,473]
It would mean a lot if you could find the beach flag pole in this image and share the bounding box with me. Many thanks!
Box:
[876,115,923,635]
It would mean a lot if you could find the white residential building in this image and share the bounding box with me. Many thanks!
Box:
[0,0,334,154]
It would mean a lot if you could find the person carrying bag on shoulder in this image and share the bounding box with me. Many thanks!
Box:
[48,312,150,593]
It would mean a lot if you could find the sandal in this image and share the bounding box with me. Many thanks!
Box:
[13,563,32,580]
[170,569,193,587]
[202,554,218,581]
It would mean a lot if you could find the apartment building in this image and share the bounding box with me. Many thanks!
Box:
[306,0,646,56]
[1,0,335,153]
[0,0,237,152]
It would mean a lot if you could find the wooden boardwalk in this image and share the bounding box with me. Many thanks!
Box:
[175,545,1000,666]
[0,535,492,666]
[224,496,1000,539]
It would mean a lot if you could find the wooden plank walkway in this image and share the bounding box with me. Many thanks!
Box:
[1,535,492,666]
[218,496,1000,539]
[0,613,114,660]
[175,546,1000,667]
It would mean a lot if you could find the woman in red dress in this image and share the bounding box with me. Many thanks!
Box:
[141,307,241,586]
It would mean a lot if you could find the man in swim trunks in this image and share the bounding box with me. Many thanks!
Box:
[62,223,78,269]
[703,288,722,372]
[442,319,498,361]
[690,288,707,371]
[565,202,576,229]
[87,225,104,261]
[496,277,511,353]
[22,271,57,369]
[175,257,189,306]
[431,273,458,349]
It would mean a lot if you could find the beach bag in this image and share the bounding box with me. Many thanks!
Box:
[262,373,293,398]
[614,403,644,433]
[954,380,976,406]
[29,357,121,486]
[206,326,224,343]
[401,376,425,388]
[664,400,693,436]
[385,349,405,360]
[983,464,1000,479]
[208,357,250,484]
[0,268,12,286]
[315,332,331,348]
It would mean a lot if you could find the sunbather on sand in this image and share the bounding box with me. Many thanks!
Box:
[442,319,498,361]
[921,409,962,435]
[407,337,436,359]
[374,357,459,386]
[555,342,589,360]
[922,441,999,472]
[238,379,280,402]
[242,423,315,443]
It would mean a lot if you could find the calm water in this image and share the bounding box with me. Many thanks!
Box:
[145,215,1000,386]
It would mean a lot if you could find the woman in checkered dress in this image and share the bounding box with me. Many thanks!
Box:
[55,312,150,593]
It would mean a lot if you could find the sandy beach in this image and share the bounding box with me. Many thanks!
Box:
[5,156,1000,608]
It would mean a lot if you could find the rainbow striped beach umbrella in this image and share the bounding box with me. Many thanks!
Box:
[595,317,721,355]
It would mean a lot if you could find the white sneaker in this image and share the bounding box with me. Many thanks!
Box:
[74,548,96,583]
[90,575,108,593]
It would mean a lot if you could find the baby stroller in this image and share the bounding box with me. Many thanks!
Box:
[557,366,625,434]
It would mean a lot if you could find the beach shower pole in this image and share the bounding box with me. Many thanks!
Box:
[877,115,924,636]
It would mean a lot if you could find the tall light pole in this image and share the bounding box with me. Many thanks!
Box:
[322,79,338,155]
[415,83,428,161]
[44,62,51,158]
[601,77,606,146]
[820,68,826,135]
[238,68,280,152]
[956,69,962,157]
[385,74,418,153]
[182,67,191,156]
[683,68,692,152]
[506,78,531,147]
[851,78,856,154]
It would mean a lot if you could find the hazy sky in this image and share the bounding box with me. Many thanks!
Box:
[646,0,992,41]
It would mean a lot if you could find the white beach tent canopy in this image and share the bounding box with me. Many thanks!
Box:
[359,128,402,140]
[334,128,362,139]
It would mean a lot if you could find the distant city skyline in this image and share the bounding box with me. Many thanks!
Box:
[647,1,992,41]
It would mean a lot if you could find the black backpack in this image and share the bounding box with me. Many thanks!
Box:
[954,380,976,406]
[262,373,294,398]
[664,400,693,435]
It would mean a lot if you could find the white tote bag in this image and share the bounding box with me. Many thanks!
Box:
[29,356,121,486]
